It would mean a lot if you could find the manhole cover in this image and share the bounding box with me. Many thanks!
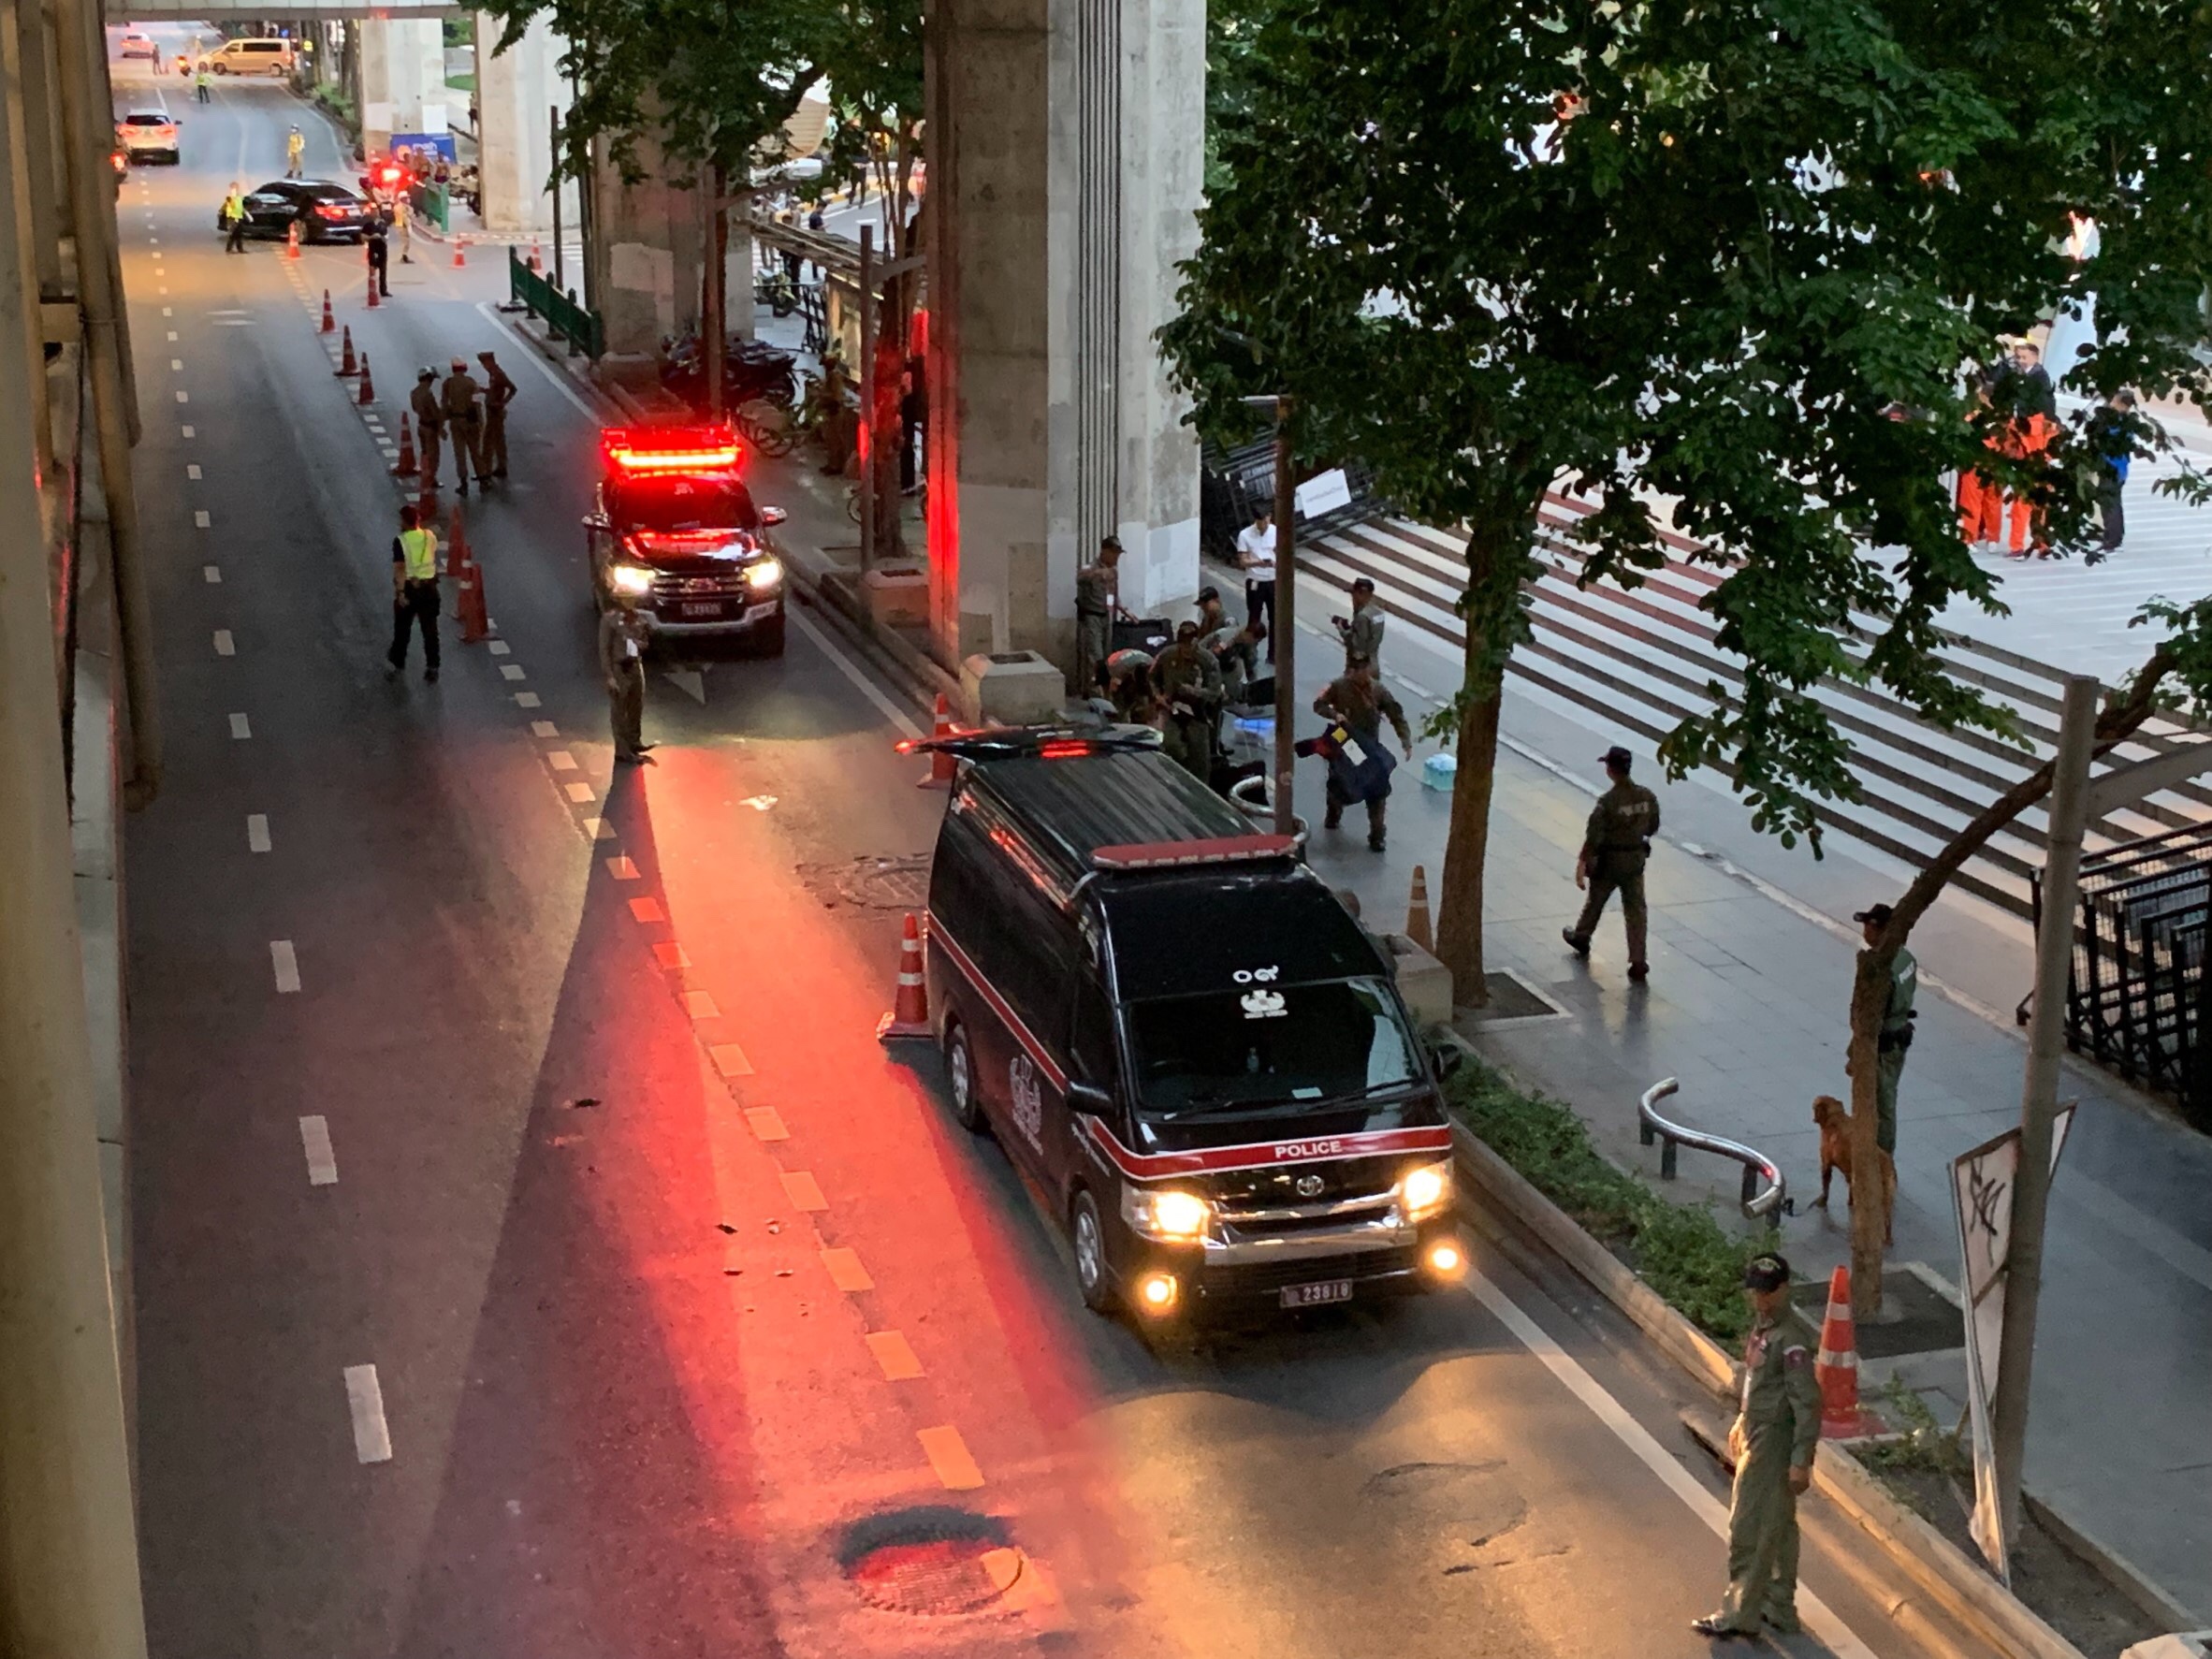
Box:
[837,1506,1021,1616]
[796,855,932,910]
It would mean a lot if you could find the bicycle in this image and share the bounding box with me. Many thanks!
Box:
[735,399,797,458]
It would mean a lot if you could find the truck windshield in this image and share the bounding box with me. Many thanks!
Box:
[1125,976,1419,1118]
[613,475,758,532]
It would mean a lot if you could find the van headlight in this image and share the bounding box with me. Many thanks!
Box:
[1124,1186,1213,1243]
[745,557,783,591]
[609,563,653,597]
[1398,1159,1453,1223]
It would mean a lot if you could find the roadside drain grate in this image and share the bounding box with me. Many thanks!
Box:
[837,1506,1022,1616]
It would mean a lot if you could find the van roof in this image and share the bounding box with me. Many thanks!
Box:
[968,749,1272,880]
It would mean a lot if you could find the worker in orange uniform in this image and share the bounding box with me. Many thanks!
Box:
[1999,342,2059,558]
[1957,377,2003,550]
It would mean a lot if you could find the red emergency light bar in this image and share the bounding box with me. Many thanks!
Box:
[602,425,742,473]
[1089,834,1299,870]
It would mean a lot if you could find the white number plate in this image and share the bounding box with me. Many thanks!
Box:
[680,601,725,618]
[1280,1278,1353,1309]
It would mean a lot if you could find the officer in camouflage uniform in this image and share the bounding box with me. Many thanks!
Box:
[1695,1253,1822,1639]
[1074,535,1125,699]
[1152,620,1224,782]
[1564,744,1661,979]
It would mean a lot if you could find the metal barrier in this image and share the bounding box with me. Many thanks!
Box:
[508,251,604,360]
[1637,1077,1789,1219]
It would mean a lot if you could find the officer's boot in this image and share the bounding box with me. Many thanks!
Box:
[1366,796,1387,852]
[1625,910,1650,981]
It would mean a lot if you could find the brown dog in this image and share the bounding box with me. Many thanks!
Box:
[1812,1094,1894,1244]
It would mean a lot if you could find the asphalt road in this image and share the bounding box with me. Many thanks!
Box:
[115,33,1994,1659]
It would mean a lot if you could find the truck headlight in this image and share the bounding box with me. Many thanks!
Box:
[745,557,783,591]
[1398,1159,1453,1223]
[1125,1186,1213,1243]
[609,563,653,597]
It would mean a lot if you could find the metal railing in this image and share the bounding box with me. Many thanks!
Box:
[1637,1078,1789,1219]
[508,251,604,360]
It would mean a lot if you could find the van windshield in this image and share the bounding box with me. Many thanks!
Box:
[1124,976,1419,1118]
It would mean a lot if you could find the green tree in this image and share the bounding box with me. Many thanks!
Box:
[1165,0,2212,1312]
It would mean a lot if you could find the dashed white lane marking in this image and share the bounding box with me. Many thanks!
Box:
[246,813,270,852]
[488,640,511,656]
[187,462,201,479]
[866,1331,924,1381]
[563,781,595,804]
[789,609,925,739]
[822,1247,874,1292]
[531,720,559,738]
[166,330,177,342]
[169,357,182,371]
[212,629,233,654]
[651,939,689,968]
[299,1115,337,1186]
[743,1104,785,1139]
[342,1365,392,1463]
[1464,1271,1878,1659]
[269,939,300,993]
[161,306,171,316]
[628,895,664,923]
[586,818,616,842]
[514,691,541,708]
[174,389,187,403]
[917,1425,984,1491]
[228,712,251,739]
[180,424,193,437]
[500,664,526,681]
[547,750,577,772]
[713,1042,754,1079]
[605,855,639,880]
[202,564,220,583]
[194,509,210,529]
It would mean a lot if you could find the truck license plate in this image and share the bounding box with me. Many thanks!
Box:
[680,601,725,618]
[1280,1278,1352,1309]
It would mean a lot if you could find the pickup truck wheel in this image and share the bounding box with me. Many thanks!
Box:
[1070,1189,1116,1314]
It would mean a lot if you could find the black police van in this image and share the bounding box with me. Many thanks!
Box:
[917,728,1464,1322]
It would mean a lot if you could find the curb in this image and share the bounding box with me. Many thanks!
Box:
[1437,1046,2098,1659]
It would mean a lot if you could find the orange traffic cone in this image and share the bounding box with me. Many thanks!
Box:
[336,325,357,376]
[285,220,301,260]
[391,413,417,478]
[1816,1266,1886,1439]
[457,560,490,643]
[366,271,381,310]
[876,913,931,1041]
[357,353,374,404]
[451,236,467,269]
[320,288,334,332]
[1406,865,1433,952]
[445,502,471,575]
[528,240,543,273]
[918,693,957,789]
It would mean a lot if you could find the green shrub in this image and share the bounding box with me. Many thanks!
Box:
[1448,1056,1775,1341]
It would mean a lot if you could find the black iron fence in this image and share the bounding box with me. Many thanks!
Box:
[1199,437,1383,561]
[2038,822,2212,1129]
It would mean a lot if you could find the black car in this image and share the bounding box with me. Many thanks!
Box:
[916,728,1465,1327]
[214,180,372,243]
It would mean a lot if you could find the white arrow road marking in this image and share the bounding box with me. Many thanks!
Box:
[663,666,706,703]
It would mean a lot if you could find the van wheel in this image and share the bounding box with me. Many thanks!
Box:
[1070,1189,1116,1314]
[943,1022,984,1133]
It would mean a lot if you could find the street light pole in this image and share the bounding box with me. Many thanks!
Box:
[1271,398,1296,837]
[859,224,875,574]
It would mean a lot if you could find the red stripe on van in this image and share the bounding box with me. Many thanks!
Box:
[929,919,1070,1092]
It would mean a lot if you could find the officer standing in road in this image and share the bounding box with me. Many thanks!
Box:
[440,357,484,495]
[1563,744,1660,980]
[1152,620,1224,783]
[1073,534,1127,698]
[410,368,444,490]
[386,503,442,681]
[1694,1254,1821,1639]
[364,207,390,298]
[1313,654,1413,851]
[221,182,248,253]
[599,590,654,764]
[285,124,305,179]
[477,351,516,480]
[1332,575,1386,673]
[1853,902,1917,1163]
[194,61,210,102]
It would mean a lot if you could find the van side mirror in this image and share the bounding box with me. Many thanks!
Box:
[1429,1041,1463,1082]
[1066,1081,1112,1116]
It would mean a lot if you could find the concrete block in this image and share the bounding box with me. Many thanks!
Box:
[1382,932,1453,1029]
[864,563,930,627]
[961,650,1064,727]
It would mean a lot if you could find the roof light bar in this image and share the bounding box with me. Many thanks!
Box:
[1089,834,1299,871]
[602,424,742,473]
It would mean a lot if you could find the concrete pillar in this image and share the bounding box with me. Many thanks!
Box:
[357,18,448,159]
[924,0,1203,674]
[589,118,702,360]
[473,13,575,235]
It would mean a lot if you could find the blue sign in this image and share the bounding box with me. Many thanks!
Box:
[389,132,457,162]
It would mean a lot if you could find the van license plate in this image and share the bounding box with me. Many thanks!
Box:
[680,601,725,618]
[1280,1278,1352,1308]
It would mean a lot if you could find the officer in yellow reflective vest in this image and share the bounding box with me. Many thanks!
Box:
[386,503,441,681]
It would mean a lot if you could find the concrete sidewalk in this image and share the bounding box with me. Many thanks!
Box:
[1242,554,2212,1623]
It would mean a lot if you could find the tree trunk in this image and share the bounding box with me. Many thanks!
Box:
[870,280,908,560]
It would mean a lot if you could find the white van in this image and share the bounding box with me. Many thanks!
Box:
[206,37,293,75]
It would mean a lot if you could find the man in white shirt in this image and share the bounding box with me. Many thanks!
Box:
[1234,505,1278,662]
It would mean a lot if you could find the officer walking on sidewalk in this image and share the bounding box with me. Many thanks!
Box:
[1313,654,1413,851]
[385,503,441,682]
[1563,744,1660,979]
[1853,902,1917,1165]
[1694,1254,1821,1639]
[600,591,654,764]
[410,368,444,490]
[477,351,516,480]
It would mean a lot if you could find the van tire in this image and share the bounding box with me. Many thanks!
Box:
[1070,1188,1116,1314]
[943,1022,985,1133]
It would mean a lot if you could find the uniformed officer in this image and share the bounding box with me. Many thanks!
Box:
[1314,654,1413,851]
[1854,902,1917,1160]
[440,357,485,494]
[1152,620,1224,782]
[1074,535,1126,697]
[477,351,517,480]
[599,590,654,764]
[1563,744,1660,980]
[385,503,442,681]
[284,124,305,179]
[410,368,444,490]
[1194,584,1227,641]
[364,208,390,298]
[1332,575,1386,672]
[221,183,249,254]
[1695,1253,1822,1639]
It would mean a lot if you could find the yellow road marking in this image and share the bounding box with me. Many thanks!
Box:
[866,1331,924,1380]
[779,1170,826,1211]
[744,1107,789,1142]
[917,1425,983,1491]
[711,1042,752,1078]
[821,1247,873,1292]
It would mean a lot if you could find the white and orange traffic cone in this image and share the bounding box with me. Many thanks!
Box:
[391,413,417,478]
[1406,865,1433,952]
[366,271,381,310]
[320,288,334,332]
[285,220,301,259]
[445,502,472,576]
[451,235,467,269]
[336,325,357,376]
[1816,1265,1887,1438]
[528,240,543,273]
[876,913,931,1041]
[918,693,957,789]
[357,352,374,405]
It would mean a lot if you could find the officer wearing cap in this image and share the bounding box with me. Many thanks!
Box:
[409,368,444,491]
[1152,619,1224,782]
[1194,584,1226,642]
[1854,903,1917,1161]
[1695,1253,1822,1638]
[440,356,486,495]
[1564,744,1660,979]
[1332,575,1386,673]
[1074,535,1128,698]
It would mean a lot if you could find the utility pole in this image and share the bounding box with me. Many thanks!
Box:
[1990,672,2099,1547]
[703,163,726,422]
[0,23,153,1648]
[548,103,562,295]
[1271,399,1296,837]
[858,223,876,573]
